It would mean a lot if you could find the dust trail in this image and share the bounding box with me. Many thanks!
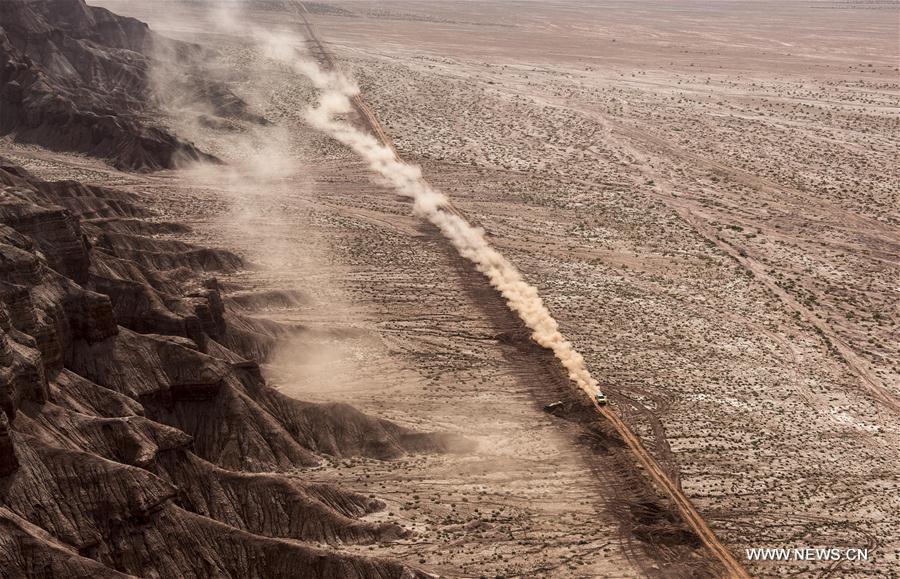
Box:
[264,36,599,394]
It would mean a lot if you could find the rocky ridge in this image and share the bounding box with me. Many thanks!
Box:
[0,156,448,578]
[0,0,237,171]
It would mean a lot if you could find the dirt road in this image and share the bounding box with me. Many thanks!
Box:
[597,404,749,578]
[292,2,750,576]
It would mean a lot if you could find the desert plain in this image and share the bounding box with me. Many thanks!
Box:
[2,0,898,577]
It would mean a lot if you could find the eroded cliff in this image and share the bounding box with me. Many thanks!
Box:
[0,158,447,578]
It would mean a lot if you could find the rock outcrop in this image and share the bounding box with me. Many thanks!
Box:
[0,0,222,170]
[0,158,451,577]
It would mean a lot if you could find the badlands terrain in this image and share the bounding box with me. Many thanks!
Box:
[1,0,898,577]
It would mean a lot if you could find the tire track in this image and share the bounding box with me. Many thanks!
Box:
[291,3,750,576]
[597,403,749,578]
[602,121,900,416]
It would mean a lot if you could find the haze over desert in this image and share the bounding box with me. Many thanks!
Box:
[0,0,897,577]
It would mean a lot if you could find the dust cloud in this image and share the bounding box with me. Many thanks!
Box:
[154,3,600,396]
[258,31,600,394]
[146,6,317,272]
[145,7,380,398]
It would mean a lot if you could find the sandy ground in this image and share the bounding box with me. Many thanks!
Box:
[11,0,900,576]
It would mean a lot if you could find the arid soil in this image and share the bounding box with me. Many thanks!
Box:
[5,0,899,577]
[303,2,900,575]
